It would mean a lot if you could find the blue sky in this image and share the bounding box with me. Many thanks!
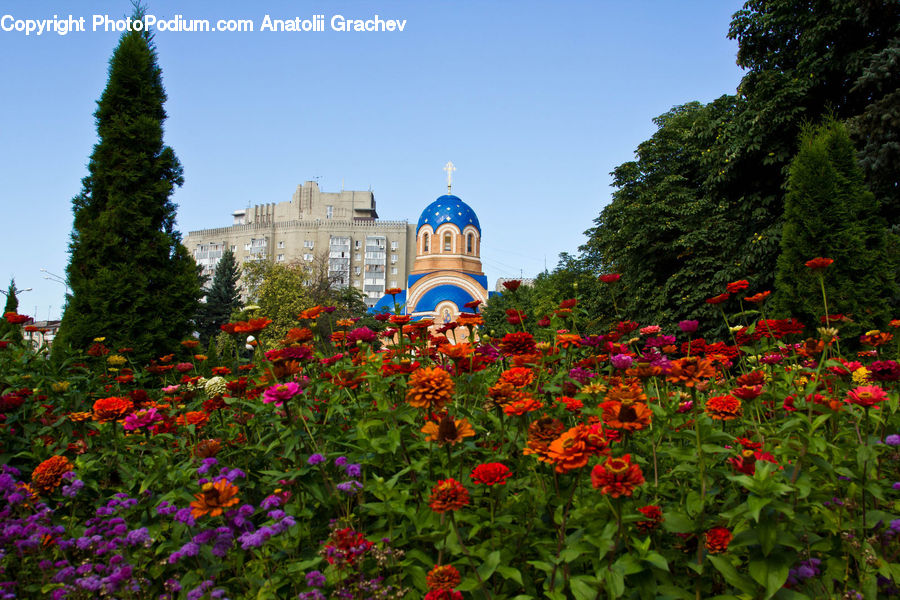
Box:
[0,1,746,321]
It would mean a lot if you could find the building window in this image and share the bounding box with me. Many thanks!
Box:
[466,233,474,253]
[443,233,452,252]
[391,240,398,250]
[326,205,333,219]
[354,266,361,275]
[355,252,360,261]
[304,240,315,249]
[390,280,398,287]
[355,240,361,249]
[390,254,398,264]
[304,253,313,261]
[278,241,285,249]
[230,245,236,252]
[423,233,429,252]
[277,254,285,261]
[391,267,398,275]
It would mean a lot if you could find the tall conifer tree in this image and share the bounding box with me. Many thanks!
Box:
[773,120,896,337]
[55,8,200,360]
[196,249,242,343]
[1,279,24,343]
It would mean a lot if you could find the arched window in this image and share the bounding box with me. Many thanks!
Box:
[443,232,452,252]
[423,233,429,252]
[466,233,474,254]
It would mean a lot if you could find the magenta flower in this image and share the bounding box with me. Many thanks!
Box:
[678,320,699,333]
[123,408,163,431]
[610,354,633,370]
[263,382,301,406]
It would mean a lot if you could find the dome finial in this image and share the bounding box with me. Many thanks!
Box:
[443,161,456,194]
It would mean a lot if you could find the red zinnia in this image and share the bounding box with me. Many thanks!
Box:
[92,396,134,422]
[705,527,733,554]
[725,280,749,294]
[429,478,470,513]
[744,291,771,304]
[705,293,730,305]
[502,280,522,291]
[4,312,30,325]
[805,257,834,271]
[845,385,888,408]
[427,564,461,591]
[636,505,663,533]
[599,273,621,283]
[471,463,512,486]
[590,454,645,498]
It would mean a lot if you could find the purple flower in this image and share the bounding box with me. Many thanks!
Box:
[334,456,348,468]
[260,495,281,509]
[174,508,196,526]
[197,458,218,475]
[305,570,327,588]
[886,434,900,447]
[336,480,363,495]
[307,453,325,466]
[345,463,362,478]
[610,354,633,370]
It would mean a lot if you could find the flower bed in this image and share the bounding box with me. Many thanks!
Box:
[1,290,900,599]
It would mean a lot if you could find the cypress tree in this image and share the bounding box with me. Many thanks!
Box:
[196,249,242,343]
[773,120,896,338]
[1,279,24,343]
[55,9,201,361]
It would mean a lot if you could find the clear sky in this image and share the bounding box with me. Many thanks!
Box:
[0,1,747,321]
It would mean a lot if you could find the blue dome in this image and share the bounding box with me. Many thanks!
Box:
[416,195,480,234]
[412,284,476,313]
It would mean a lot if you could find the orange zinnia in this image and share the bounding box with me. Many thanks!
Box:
[177,411,210,428]
[601,399,652,432]
[31,455,73,494]
[406,366,454,411]
[190,479,240,518]
[421,414,475,445]
[427,564,461,591]
[667,357,717,388]
[547,424,606,473]
[92,396,134,422]
[499,367,535,388]
[705,395,742,420]
[298,306,325,320]
[456,313,483,328]
[522,415,565,461]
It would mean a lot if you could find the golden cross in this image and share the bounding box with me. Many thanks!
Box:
[443,161,456,193]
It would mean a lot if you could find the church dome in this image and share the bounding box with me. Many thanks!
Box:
[416,195,480,234]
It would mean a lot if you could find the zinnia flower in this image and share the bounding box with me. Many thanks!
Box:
[190,479,240,518]
[601,399,652,432]
[92,396,134,422]
[499,332,537,356]
[427,564,461,591]
[123,407,163,431]
[726,280,749,294]
[429,478,469,513]
[705,527,733,554]
[406,366,455,411]
[421,414,475,445]
[678,320,699,333]
[599,273,621,283]
[705,293,730,305]
[471,463,512,486]
[263,382,302,406]
[805,257,834,271]
[705,395,742,420]
[636,505,663,532]
[846,385,888,408]
[590,454,645,497]
[385,287,403,295]
[744,291,771,304]
[547,424,608,473]
[502,280,522,291]
[31,456,73,494]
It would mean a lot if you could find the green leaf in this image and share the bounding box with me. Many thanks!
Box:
[663,511,695,533]
[708,555,757,595]
[570,576,600,600]
[746,495,771,522]
[477,550,501,581]
[496,565,523,586]
[749,555,791,600]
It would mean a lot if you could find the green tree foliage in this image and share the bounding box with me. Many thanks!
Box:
[774,120,896,336]
[243,257,371,350]
[574,2,899,336]
[0,280,23,343]
[196,249,242,343]
[54,12,201,361]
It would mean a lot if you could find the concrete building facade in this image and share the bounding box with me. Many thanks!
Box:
[183,181,416,307]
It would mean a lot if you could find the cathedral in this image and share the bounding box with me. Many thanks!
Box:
[372,162,492,322]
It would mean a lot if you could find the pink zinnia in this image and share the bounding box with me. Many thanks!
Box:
[175,362,194,373]
[123,407,163,431]
[639,325,661,335]
[846,385,888,409]
[263,382,301,406]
